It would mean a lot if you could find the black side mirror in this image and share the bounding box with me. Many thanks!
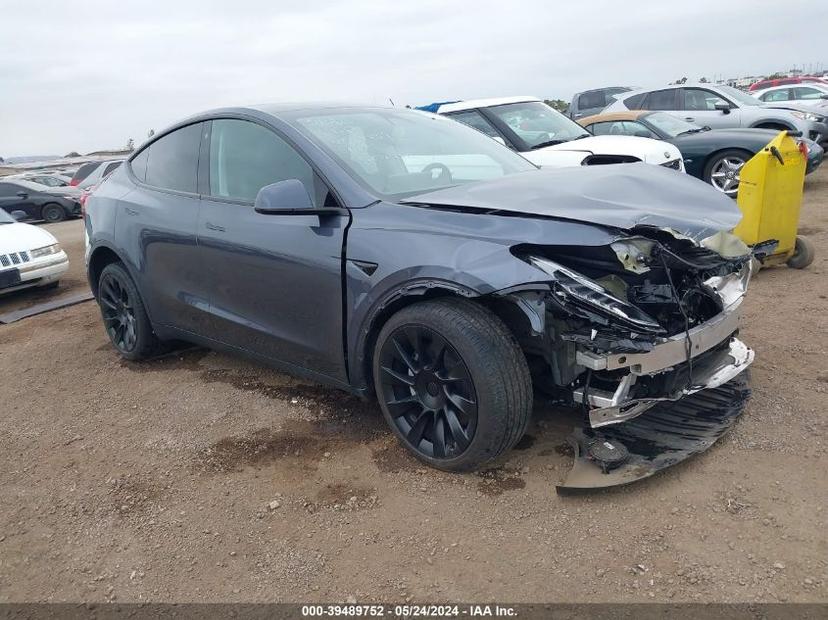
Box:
[254,179,339,215]
[15,191,29,199]
[10,210,28,221]
[820,94,828,100]
[714,101,731,114]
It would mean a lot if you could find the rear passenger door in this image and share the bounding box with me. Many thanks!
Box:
[116,122,209,332]
[197,118,348,382]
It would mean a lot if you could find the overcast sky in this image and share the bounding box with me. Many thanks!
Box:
[1,0,825,156]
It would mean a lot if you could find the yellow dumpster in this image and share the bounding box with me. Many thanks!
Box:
[734,131,814,268]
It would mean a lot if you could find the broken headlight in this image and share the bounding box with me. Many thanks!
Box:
[527,256,665,334]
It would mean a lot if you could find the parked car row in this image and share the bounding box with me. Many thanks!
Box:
[577,111,824,196]
[429,97,685,170]
[422,91,821,198]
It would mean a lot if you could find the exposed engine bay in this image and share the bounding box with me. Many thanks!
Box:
[498,226,754,476]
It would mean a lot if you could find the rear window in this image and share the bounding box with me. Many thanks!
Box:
[577,91,606,110]
[71,162,100,184]
[623,93,646,109]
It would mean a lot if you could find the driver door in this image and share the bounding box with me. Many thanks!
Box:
[197,118,349,383]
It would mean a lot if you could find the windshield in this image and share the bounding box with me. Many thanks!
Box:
[0,209,15,224]
[292,108,537,200]
[645,112,704,137]
[485,101,589,149]
[718,85,760,107]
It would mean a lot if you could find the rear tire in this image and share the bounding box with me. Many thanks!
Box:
[787,235,815,269]
[97,262,164,360]
[372,298,532,472]
[41,203,66,223]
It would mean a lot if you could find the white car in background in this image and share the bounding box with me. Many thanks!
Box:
[430,97,685,171]
[0,209,69,295]
[753,83,828,109]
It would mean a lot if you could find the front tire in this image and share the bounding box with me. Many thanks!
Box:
[703,149,752,198]
[372,298,532,472]
[97,262,163,360]
[41,203,66,223]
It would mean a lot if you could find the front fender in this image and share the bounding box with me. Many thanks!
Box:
[344,201,622,390]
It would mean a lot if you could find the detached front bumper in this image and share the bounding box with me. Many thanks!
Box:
[572,263,754,428]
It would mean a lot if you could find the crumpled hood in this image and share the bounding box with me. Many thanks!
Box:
[401,162,742,242]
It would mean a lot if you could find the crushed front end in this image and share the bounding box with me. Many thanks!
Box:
[500,227,755,490]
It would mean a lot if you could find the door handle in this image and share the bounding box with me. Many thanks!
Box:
[124,207,139,216]
[684,117,695,122]
[205,221,226,232]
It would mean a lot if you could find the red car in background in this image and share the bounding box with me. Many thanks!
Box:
[749,76,828,92]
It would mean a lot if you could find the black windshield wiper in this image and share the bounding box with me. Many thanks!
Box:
[571,133,592,141]
[530,139,569,149]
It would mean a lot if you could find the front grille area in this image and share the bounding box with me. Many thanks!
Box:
[0,251,30,268]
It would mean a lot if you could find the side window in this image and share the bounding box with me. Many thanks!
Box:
[761,89,790,102]
[447,110,501,139]
[577,91,606,110]
[623,93,646,109]
[624,121,657,138]
[144,123,202,193]
[209,119,327,205]
[592,121,653,137]
[0,183,16,197]
[130,149,148,182]
[682,88,728,111]
[793,87,823,100]
[643,89,678,110]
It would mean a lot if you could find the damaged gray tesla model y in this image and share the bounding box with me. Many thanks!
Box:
[85,105,754,489]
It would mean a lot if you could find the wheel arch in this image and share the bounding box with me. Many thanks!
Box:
[353,281,536,396]
[87,244,129,298]
[749,119,795,131]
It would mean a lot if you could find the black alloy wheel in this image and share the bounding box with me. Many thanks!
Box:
[100,271,138,353]
[96,262,163,360]
[377,324,478,459]
[372,298,533,472]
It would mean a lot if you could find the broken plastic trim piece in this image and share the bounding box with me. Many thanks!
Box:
[557,373,751,492]
[576,336,753,428]
[0,290,95,324]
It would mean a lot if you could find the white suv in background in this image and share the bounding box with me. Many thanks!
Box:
[753,83,828,109]
[430,97,685,171]
[606,83,828,145]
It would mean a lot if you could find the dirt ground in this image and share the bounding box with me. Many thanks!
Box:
[0,169,826,604]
